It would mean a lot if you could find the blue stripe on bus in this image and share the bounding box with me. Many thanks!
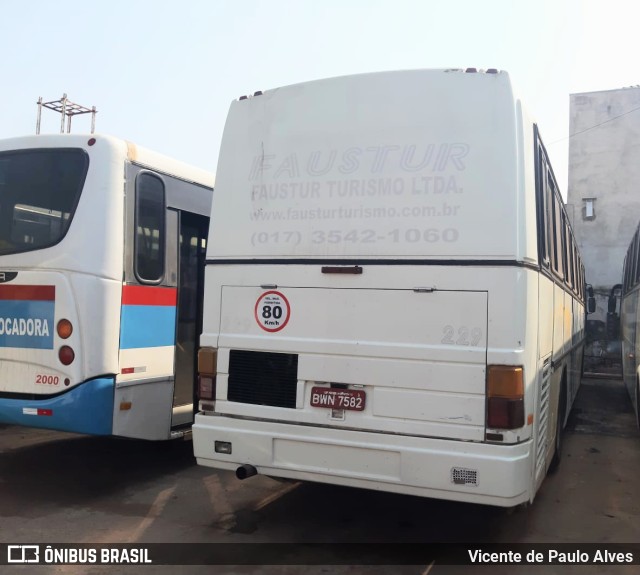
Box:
[0,377,114,435]
[119,305,176,349]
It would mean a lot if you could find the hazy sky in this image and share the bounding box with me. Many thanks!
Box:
[1,0,639,196]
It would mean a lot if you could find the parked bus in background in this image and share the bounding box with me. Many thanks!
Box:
[0,134,213,439]
[621,224,640,424]
[193,69,590,506]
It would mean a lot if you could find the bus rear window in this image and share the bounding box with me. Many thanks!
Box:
[0,149,88,255]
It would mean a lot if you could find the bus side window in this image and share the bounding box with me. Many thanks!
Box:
[135,173,165,283]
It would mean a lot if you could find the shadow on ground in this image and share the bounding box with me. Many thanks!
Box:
[0,432,195,516]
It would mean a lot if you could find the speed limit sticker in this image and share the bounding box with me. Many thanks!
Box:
[254,291,291,332]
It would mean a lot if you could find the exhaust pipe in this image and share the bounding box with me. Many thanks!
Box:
[236,464,258,480]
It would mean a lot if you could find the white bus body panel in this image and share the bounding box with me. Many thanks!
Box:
[112,377,174,440]
[208,70,535,264]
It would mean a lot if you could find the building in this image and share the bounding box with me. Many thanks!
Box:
[567,85,640,369]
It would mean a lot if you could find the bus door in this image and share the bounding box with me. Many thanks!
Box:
[115,169,177,440]
[172,211,208,427]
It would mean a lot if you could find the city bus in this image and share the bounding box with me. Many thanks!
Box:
[0,134,213,440]
[621,223,640,424]
[192,69,589,506]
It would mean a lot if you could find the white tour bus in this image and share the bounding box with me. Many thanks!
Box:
[193,69,589,506]
[621,223,640,423]
[0,134,213,439]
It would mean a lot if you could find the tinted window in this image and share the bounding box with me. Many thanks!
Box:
[549,184,562,278]
[0,149,88,255]
[135,173,165,283]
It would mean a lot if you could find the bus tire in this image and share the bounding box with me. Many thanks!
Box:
[549,378,567,473]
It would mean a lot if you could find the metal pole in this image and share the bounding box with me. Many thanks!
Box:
[91,106,96,133]
[67,115,72,134]
[60,93,67,134]
[36,97,43,134]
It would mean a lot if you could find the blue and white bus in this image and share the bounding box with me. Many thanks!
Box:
[0,134,213,439]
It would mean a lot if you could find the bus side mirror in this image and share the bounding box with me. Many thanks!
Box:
[586,284,596,314]
[608,284,622,313]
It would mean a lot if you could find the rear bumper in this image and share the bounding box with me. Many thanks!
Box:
[193,413,533,507]
[0,377,115,435]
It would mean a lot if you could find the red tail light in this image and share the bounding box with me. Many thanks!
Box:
[59,346,75,366]
[487,397,525,429]
[198,375,215,400]
[197,347,218,401]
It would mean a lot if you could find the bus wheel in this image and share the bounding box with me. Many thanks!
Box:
[549,381,566,473]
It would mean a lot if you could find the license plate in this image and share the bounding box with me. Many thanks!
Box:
[310,387,366,411]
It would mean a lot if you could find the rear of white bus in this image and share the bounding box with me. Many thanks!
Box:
[0,135,124,435]
[193,69,540,506]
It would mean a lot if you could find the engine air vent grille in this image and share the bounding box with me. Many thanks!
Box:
[451,467,478,486]
[228,350,298,409]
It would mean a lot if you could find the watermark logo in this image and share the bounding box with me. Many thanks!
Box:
[8,545,39,563]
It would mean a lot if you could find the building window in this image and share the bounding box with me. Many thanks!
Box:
[583,198,596,220]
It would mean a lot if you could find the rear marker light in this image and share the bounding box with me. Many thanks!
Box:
[120,402,132,411]
[198,348,218,375]
[487,365,525,430]
[488,366,524,397]
[59,346,75,366]
[57,319,73,339]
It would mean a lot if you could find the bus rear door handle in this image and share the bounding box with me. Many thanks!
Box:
[321,266,363,274]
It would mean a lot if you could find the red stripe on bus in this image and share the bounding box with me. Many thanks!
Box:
[0,285,55,301]
[121,285,177,306]
[37,409,53,416]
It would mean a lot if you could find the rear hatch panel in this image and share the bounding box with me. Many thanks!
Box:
[215,286,487,441]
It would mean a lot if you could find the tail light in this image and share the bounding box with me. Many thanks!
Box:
[487,365,524,429]
[197,347,218,401]
[57,319,73,339]
[59,345,75,366]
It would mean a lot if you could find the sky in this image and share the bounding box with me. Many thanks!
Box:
[1,0,639,197]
